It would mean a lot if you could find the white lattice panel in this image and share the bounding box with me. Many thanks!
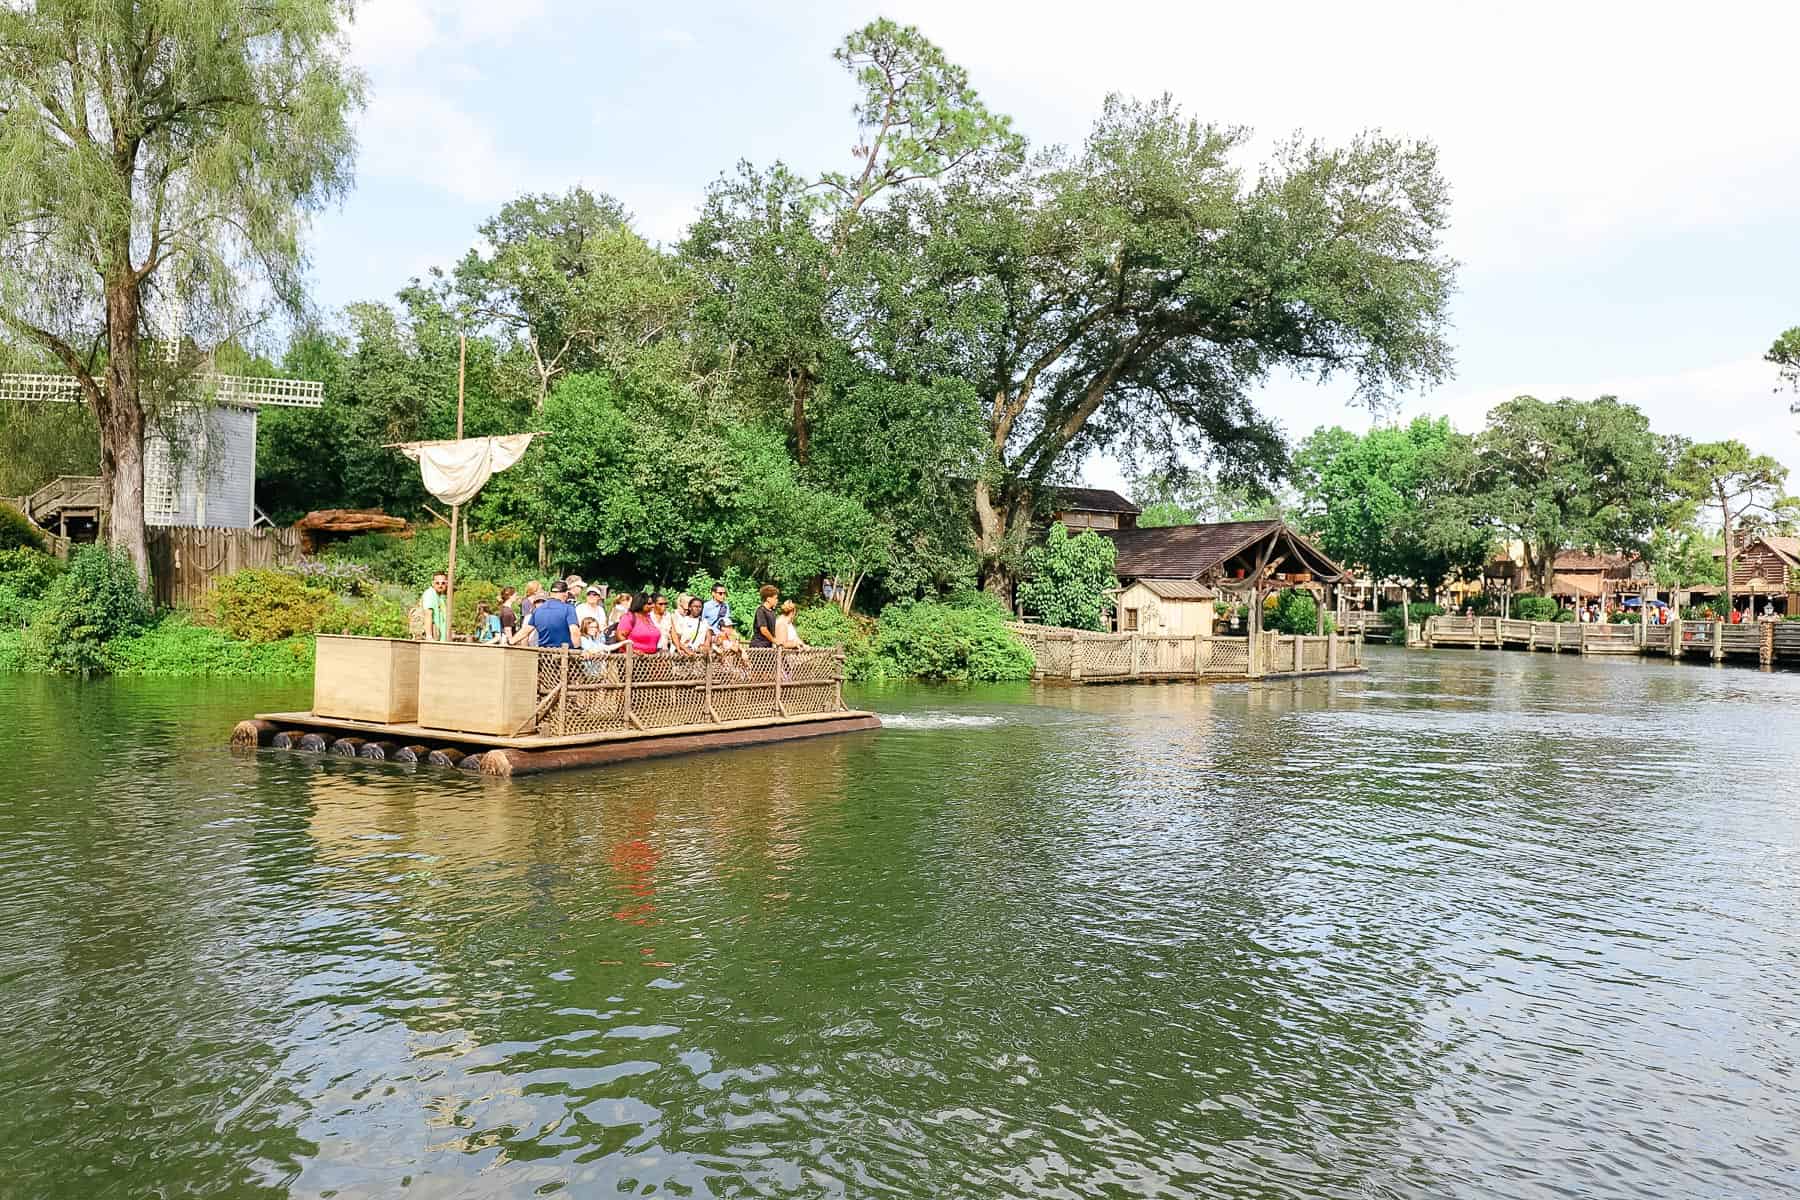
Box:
[0,370,321,407]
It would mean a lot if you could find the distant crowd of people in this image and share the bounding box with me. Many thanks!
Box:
[415,573,809,658]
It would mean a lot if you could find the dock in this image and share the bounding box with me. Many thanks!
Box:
[1423,614,1798,668]
[232,638,879,776]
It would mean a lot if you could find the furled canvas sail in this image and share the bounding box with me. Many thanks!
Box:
[396,433,538,507]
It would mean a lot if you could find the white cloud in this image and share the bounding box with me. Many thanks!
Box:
[649,27,697,51]
[359,86,529,205]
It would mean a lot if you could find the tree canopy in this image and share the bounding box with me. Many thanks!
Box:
[1474,396,1676,594]
[1672,439,1795,610]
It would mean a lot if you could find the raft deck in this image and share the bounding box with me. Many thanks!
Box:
[231,639,879,776]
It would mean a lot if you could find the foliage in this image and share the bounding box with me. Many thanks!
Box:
[1294,416,1491,594]
[793,604,884,681]
[207,569,332,644]
[284,558,377,597]
[321,596,409,640]
[324,527,534,592]
[1475,396,1677,592]
[1132,472,1286,528]
[873,594,1034,682]
[0,546,64,628]
[1645,525,1724,589]
[534,373,872,592]
[0,0,365,581]
[1263,588,1334,635]
[19,546,151,673]
[1513,595,1558,622]
[1403,602,1445,626]
[101,614,313,679]
[0,503,45,552]
[1017,524,1119,631]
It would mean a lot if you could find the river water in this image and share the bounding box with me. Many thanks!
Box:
[1,647,1796,1199]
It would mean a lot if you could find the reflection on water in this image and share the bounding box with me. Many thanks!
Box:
[1,650,1798,1198]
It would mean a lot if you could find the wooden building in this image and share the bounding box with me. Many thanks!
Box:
[1116,579,1216,635]
[1550,551,1642,608]
[1101,519,1350,633]
[1047,487,1140,531]
[1721,536,1800,613]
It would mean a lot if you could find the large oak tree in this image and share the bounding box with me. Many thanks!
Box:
[0,0,362,582]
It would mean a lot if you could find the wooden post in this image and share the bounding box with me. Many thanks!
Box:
[1670,616,1683,659]
[1294,635,1305,674]
[1195,633,1207,677]
[1130,632,1142,678]
[834,648,845,710]
[624,644,642,729]
[1070,634,1084,681]
[775,645,787,715]
[556,647,569,735]
[1328,633,1339,671]
[1553,622,1561,653]
[1712,621,1724,662]
[705,647,719,722]
[1761,618,1775,668]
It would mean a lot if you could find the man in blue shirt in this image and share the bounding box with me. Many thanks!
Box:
[520,578,581,648]
[700,583,732,636]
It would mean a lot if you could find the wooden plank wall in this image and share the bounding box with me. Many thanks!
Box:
[148,526,301,609]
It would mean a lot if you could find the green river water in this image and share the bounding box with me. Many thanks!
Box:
[1,647,1797,1199]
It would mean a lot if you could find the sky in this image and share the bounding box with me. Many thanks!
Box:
[311,0,1800,488]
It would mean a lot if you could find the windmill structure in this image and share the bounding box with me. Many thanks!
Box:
[0,333,323,536]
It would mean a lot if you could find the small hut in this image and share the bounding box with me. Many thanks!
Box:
[1115,579,1216,635]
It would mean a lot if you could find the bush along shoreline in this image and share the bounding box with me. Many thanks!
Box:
[0,536,1039,684]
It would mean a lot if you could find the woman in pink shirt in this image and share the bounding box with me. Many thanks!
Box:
[619,593,664,654]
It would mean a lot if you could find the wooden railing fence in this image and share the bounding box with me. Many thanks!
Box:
[1006,623,1362,683]
[527,644,847,736]
[1424,614,1799,668]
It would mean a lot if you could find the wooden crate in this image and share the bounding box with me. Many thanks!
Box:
[313,636,420,724]
[417,642,539,736]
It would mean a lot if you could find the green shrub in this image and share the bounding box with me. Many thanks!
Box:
[1263,587,1334,635]
[284,558,376,596]
[21,545,152,674]
[1017,524,1119,630]
[1405,602,1444,625]
[1553,606,1576,622]
[101,614,314,679]
[207,568,332,643]
[1512,595,1557,622]
[874,596,1034,682]
[319,595,409,639]
[0,628,23,671]
[0,546,63,593]
[0,502,46,552]
[794,603,884,681]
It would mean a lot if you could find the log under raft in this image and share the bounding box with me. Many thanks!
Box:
[231,636,880,777]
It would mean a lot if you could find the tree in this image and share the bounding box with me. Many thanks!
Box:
[1017,523,1119,630]
[683,19,1019,462]
[1293,417,1491,624]
[853,95,1455,594]
[0,1,363,582]
[1672,440,1794,612]
[1132,469,1286,528]
[450,189,693,407]
[1475,396,1676,594]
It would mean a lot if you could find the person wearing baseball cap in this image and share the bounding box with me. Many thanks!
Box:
[577,584,606,626]
[520,578,580,648]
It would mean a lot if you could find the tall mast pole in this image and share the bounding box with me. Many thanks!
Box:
[446,334,466,638]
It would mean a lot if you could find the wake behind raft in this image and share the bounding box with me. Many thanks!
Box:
[231,636,879,777]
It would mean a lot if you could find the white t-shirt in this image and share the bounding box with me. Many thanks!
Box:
[673,613,705,650]
[576,601,605,626]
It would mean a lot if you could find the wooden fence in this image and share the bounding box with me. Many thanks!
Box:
[1006,623,1363,683]
[1424,614,1800,668]
[148,526,302,609]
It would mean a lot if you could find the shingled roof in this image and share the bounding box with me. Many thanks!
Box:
[1051,486,1140,514]
[1101,520,1348,583]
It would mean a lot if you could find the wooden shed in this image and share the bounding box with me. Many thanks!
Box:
[1101,519,1350,635]
[1726,536,1800,613]
[1116,579,1216,636]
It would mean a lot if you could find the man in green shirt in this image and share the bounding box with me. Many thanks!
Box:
[420,571,449,641]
